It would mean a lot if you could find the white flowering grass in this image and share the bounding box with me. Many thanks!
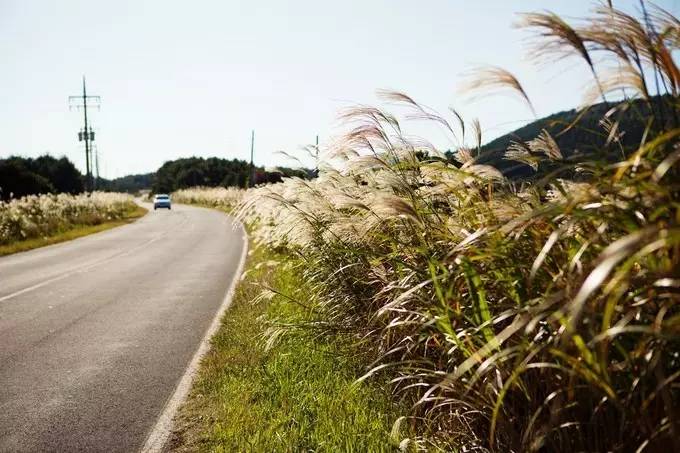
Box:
[0,192,137,246]
[178,4,680,451]
[236,117,678,452]
[171,187,244,211]
[231,5,680,450]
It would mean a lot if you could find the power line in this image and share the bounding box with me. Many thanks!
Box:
[69,76,100,192]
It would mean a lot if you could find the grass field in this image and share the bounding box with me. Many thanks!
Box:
[166,243,407,452]
[0,205,147,256]
[168,4,680,451]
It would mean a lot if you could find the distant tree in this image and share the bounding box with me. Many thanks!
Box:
[176,167,206,188]
[30,155,84,194]
[96,173,154,193]
[0,159,55,200]
[277,166,309,179]
[151,156,313,193]
[0,155,85,200]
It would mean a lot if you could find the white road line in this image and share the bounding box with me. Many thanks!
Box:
[0,202,200,304]
[140,222,248,453]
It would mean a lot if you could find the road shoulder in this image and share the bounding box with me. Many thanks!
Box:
[141,219,248,453]
[161,242,404,452]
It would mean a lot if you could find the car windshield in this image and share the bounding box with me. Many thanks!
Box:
[155,195,169,200]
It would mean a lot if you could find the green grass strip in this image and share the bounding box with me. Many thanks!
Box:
[167,244,404,452]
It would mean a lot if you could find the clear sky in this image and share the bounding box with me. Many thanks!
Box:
[1,0,678,178]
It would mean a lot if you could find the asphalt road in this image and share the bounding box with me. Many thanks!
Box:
[0,203,246,452]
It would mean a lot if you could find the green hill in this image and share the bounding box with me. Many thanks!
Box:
[473,96,676,179]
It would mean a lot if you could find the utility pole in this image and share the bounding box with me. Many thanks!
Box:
[69,76,100,192]
[249,129,255,188]
[94,146,100,187]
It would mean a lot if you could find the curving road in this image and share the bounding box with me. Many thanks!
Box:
[0,203,246,452]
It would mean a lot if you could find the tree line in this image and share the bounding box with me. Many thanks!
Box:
[151,156,308,193]
[0,155,158,200]
[0,155,83,201]
[0,154,311,200]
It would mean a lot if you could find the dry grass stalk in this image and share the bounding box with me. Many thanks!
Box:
[188,4,680,452]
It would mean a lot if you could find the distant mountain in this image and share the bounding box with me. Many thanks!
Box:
[469,96,676,179]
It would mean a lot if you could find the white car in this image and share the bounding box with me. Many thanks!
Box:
[153,194,171,210]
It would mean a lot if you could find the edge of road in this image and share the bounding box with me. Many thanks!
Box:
[139,214,249,453]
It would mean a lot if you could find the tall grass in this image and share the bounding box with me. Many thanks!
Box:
[0,192,137,246]
[168,245,403,452]
[230,4,680,451]
[171,187,244,211]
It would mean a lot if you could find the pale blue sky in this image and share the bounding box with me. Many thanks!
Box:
[1,0,678,177]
